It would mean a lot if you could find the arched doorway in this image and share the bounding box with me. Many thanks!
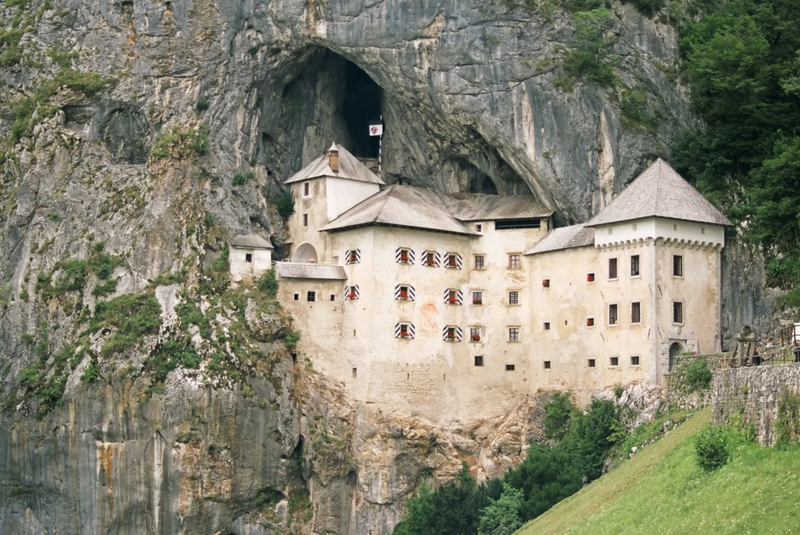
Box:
[293,243,318,263]
[669,342,684,371]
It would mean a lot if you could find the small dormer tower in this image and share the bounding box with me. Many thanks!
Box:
[284,143,384,263]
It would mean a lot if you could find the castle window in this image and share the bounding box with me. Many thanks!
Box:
[508,291,519,305]
[345,285,360,300]
[496,219,540,230]
[474,255,485,270]
[303,214,308,226]
[586,317,595,327]
[508,254,521,269]
[673,302,684,324]
[443,325,462,342]
[476,223,482,232]
[474,356,484,367]
[444,288,463,305]
[396,248,414,264]
[304,182,310,196]
[609,304,618,325]
[544,322,550,331]
[610,356,619,367]
[587,272,595,282]
[631,302,641,324]
[608,258,618,279]
[345,249,361,264]
[508,327,520,342]
[396,285,415,300]
[423,251,438,267]
[544,361,551,369]
[396,323,415,339]
[701,227,706,234]
[245,253,253,263]
[307,291,316,302]
[445,253,462,269]
[469,327,482,343]
[294,293,299,301]
[588,359,596,368]
[330,294,335,301]
[631,356,640,366]
[542,279,550,288]
[506,364,516,371]
[631,255,640,277]
[352,367,357,378]
[472,291,483,305]
[673,255,683,277]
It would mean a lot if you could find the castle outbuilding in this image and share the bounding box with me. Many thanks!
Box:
[271,144,731,421]
[229,234,273,281]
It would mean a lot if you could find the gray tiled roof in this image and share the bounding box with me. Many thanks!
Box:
[440,193,553,221]
[276,262,347,280]
[586,159,732,227]
[524,224,595,255]
[285,143,385,186]
[229,234,273,249]
[319,185,478,236]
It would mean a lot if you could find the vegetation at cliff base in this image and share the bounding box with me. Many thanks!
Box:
[672,0,800,307]
[517,407,800,535]
[392,395,625,535]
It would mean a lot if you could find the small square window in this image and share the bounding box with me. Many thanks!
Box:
[610,357,619,366]
[447,289,459,304]
[472,291,483,305]
[609,304,618,325]
[673,302,684,324]
[587,272,595,282]
[544,322,550,331]
[469,327,481,343]
[304,182,310,196]
[399,324,410,338]
[446,253,459,268]
[508,291,519,305]
[544,361,551,369]
[631,255,640,277]
[508,327,520,342]
[609,258,618,279]
[307,291,316,302]
[293,293,299,301]
[446,327,457,341]
[424,251,437,267]
[506,364,515,371]
[631,302,642,324]
[474,255,485,270]
[399,286,410,300]
[631,356,640,366]
[330,294,335,301]
[398,249,411,264]
[508,254,521,269]
[476,224,482,232]
[346,250,360,264]
[673,255,683,277]
[303,213,308,227]
[588,359,596,368]
[542,279,550,288]
[474,356,484,367]
[586,317,595,327]
[245,253,253,263]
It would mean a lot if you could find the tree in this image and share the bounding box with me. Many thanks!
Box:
[478,484,524,535]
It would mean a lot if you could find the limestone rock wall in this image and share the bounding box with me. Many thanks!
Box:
[711,363,800,446]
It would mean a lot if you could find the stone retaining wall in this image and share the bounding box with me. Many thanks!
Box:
[711,363,800,445]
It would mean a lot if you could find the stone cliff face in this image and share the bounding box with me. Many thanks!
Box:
[0,0,775,532]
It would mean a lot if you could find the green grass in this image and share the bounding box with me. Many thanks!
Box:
[517,407,800,535]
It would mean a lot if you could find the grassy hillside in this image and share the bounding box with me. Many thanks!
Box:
[517,407,800,535]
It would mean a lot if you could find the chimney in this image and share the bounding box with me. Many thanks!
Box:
[329,148,339,172]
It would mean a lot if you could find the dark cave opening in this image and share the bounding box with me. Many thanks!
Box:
[342,61,382,158]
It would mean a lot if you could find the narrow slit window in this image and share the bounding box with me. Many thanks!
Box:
[631,255,640,277]
[608,258,618,279]
[631,302,641,324]
[673,301,684,324]
[673,255,683,277]
[303,213,308,227]
[609,304,618,325]
[304,182,310,196]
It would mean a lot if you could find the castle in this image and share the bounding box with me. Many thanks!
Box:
[231,144,731,421]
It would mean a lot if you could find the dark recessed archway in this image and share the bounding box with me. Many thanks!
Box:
[342,61,382,158]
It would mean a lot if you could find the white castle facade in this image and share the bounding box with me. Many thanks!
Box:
[232,144,731,421]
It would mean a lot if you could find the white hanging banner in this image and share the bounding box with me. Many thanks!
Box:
[369,122,383,136]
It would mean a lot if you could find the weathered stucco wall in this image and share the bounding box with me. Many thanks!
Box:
[712,363,800,445]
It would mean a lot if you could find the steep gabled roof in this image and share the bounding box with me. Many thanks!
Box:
[229,234,273,249]
[440,193,553,221]
[524,224,595,255]
[585,159,732,227]
[284,143,385,186]
[319,185,477,236]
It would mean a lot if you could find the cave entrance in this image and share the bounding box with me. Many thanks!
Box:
[343,61,382,158]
